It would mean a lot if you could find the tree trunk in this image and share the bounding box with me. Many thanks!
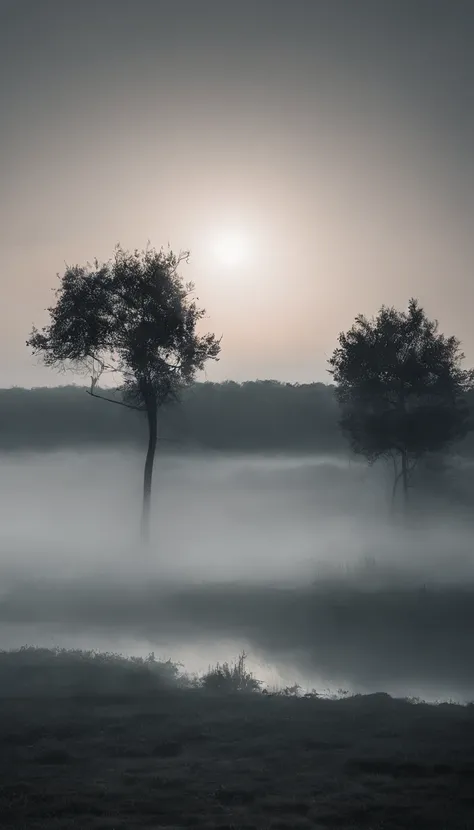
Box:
[141,399,158,544]
[401,450,409,513]
[391,471,400,513]
[390,454,400,515]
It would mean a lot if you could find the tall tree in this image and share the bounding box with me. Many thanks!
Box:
[28,245,221,541]
[328,299,473,510]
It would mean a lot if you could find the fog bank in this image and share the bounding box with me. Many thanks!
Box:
[1,450,474,700]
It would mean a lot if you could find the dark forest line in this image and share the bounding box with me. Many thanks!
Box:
[1,381,474,456]
[0,382,341,452]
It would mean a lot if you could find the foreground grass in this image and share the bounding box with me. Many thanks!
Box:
[1,649,473,829]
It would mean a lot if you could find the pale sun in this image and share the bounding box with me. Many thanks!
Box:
[212,230,252,268]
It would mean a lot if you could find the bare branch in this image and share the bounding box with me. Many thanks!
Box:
[86,389,145,412]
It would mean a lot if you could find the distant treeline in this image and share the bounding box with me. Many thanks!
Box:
[1,381,474,455]
[0,382,341,452]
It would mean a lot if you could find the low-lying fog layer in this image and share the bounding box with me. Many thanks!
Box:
[1,449,474,701]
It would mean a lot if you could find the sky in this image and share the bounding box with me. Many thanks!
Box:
[1,0,473,387]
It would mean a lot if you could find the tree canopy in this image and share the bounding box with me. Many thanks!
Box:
[28,246,220,408]
[328,299,474,505]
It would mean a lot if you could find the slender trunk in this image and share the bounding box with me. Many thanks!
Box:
[141,399,158,544]
[390,454,399,515]
[398,386,409,516]
[401,450,409,513]
[391,470,399,514]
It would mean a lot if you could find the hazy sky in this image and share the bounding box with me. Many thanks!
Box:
[1,0,473,386]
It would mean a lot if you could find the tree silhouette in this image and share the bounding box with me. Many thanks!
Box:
[27,245,221,540]
[328,299,473,510]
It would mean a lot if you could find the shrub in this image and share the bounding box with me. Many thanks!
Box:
[200,651,262,694]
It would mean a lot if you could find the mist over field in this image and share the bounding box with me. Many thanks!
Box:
[2,448,474,702]
[2,1,474,825]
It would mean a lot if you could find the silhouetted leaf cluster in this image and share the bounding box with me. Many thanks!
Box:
[28,245,221,411]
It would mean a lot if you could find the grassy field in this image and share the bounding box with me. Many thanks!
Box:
[1,649,473,829]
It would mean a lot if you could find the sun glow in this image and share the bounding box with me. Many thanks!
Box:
[212,229,253,268]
